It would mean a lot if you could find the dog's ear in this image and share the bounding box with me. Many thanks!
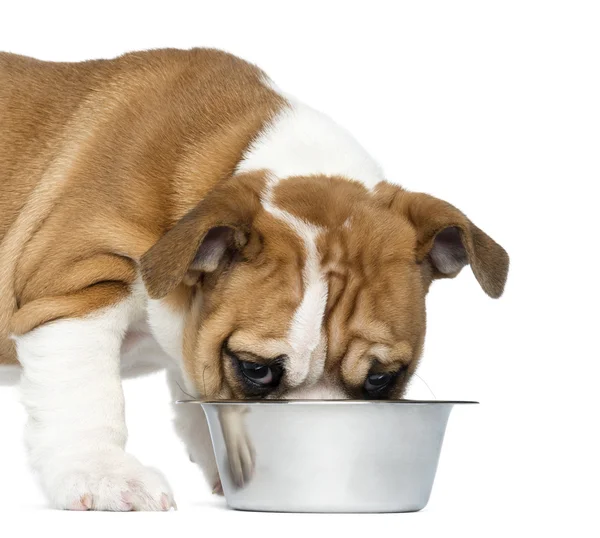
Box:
[141,174,263,299]
[374,182,509,298]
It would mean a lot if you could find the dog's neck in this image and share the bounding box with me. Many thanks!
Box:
[237,96,385,190]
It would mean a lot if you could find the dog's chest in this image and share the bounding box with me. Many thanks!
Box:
[120,318,173,377]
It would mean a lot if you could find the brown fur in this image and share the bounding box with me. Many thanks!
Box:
[143,172,507,399]
[0,48,285,365]
[0,48,508,403]
[372,182,509,298]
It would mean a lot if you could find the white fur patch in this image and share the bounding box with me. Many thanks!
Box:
[281,379,348,400]
[119,318,174,378]
[146,297,185,363]
[237,95,385,190]
[167,369,218,487]
[15,290,174,510]
[260,175,329,387]
[115,279,177,378]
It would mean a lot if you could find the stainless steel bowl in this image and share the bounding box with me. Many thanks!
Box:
[178,400,477,513]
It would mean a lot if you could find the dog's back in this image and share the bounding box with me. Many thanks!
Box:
[0,49,284,365]
[0,53,102,239]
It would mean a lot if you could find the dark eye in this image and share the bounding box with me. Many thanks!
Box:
[365,372,394,392]
[239,360,280,385]
[225,345,285,395]
[363,369,403,399]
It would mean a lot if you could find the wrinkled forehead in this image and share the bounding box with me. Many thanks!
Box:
[225,175,422,385]
[226,177,331,386]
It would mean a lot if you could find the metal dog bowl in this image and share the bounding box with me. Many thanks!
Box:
[179,400,477,513]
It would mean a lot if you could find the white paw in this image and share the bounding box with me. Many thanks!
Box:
[212,478,224,496]
[46,452,176,511]
[226,432,256,488]
[220,409,256,489]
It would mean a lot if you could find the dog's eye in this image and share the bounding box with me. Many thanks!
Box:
[363,370,401,399]
[239,360,281,385]
[365,373,393,391]
[224,345,285,396]
[231,353,284,393]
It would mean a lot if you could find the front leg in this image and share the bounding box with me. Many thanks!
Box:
[167,370,222,494]
[16,299,175,511]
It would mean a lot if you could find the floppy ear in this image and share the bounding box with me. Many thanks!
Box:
[374,182,509,298]
[140,175,263,299]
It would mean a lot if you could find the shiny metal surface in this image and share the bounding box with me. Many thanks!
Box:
[179,400,477,513]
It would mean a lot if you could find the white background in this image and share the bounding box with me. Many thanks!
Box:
[1,1,598,536]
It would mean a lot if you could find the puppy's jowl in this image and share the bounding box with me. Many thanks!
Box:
[0,49,508,510]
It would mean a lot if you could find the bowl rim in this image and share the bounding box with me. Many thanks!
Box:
[176,399,478,405]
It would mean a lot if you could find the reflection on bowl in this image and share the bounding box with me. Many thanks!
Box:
[177,399,477,513]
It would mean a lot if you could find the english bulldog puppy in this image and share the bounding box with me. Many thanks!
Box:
[0,48,508,510]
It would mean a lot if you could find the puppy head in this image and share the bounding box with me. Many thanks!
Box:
[141,173,508,400]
